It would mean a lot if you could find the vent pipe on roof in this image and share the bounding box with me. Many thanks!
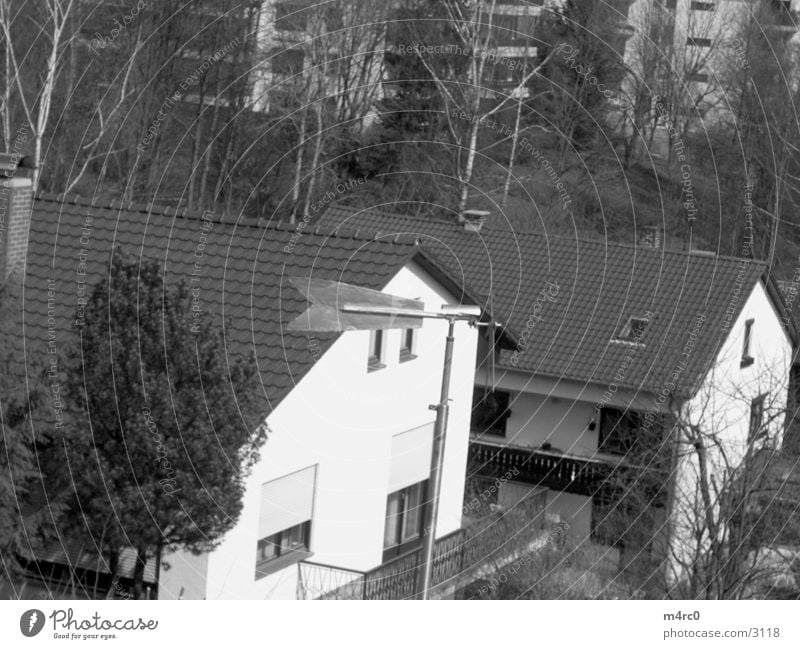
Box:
[459,209,489,233]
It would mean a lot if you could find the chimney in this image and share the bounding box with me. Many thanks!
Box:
[0,154,35,279]
[459,209,489,233]
[638,226,662,249]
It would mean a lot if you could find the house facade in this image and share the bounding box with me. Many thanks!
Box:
[320,205,797,590]
[159,261,480,599]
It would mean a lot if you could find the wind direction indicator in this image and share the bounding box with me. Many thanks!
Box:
[287,277,484,599]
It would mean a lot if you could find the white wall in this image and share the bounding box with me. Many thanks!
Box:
[160,261,478,599]
[475,387,598,457]
[668,280,793,584]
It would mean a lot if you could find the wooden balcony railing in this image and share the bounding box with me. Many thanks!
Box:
[468,438,621,496]
[298,489,549,600]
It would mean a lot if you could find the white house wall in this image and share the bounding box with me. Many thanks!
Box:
[669,279,793,583]
[160,261,478,599]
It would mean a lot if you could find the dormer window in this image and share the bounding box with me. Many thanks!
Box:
[741,319,754,368]
[613,317,649,344]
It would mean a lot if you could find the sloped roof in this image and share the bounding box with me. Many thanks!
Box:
[321,205,789,398]
[23,194,422,418]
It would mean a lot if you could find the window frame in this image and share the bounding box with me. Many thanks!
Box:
[470,388,512,437]
[688,72,709,83]
[368,329,386,372]
[255,520,312,579]
[748,394,766,443]
[686,36,712,47]
[399,327,417,362]
[382,480,429,561]
[598,407,645,456]
[741,318,754,368]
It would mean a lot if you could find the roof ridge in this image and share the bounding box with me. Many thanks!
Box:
[34,190,229,224]
[325,205,766,265]
[33,193,420,248]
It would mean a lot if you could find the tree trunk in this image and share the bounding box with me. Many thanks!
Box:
[105,547,120,600]
[133,546,147,600]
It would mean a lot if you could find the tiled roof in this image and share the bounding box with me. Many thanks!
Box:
[23,194,421,417]
[321,206,785,397]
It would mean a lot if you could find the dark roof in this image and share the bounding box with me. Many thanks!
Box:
[321,206,788,398]
[23,194,422,417]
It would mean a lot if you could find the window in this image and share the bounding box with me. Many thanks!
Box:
[687,37,712,47]
[256,465,316,578]
[690,2,715,10]
[599,408,646,456]
[383,480,428,561]
[749,394,766,442]
[256,521,311,575]
[613,316,649,344]
[399,327,417,362]
[772,0,792,14]
[368,329,385,371]
[470,388,512,437]
[741,318,754,367]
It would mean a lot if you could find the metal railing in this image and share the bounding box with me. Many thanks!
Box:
[297,489,549,600]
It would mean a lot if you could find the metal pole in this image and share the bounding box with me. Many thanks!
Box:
[416,317,456,600]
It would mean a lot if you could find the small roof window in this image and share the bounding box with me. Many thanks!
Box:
[613,317,649,344]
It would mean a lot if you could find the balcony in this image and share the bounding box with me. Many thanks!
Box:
[468,438,628,497]
[297,489,548,600]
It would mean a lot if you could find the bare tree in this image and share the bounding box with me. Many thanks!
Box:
[411,0,554,214]
[596,360,800,599]
[0,0,78,190]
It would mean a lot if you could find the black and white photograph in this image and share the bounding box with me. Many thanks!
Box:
[1,0,799,646]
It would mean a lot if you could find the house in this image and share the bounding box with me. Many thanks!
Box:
[2,169,550,600]
[320,205,797,591]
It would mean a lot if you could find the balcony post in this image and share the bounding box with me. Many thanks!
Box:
[416,317,456,599]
